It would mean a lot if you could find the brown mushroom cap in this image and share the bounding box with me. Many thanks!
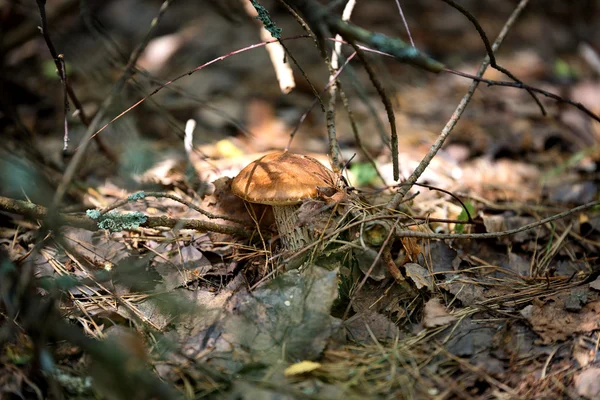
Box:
[231,151,336,205]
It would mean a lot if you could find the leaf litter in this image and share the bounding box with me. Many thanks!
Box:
[2,1,600,399]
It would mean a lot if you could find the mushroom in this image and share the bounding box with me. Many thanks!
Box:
[231,151,336,252]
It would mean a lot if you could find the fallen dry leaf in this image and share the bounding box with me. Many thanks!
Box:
[423,298,457,328]
[574,368,600,399]
[405,263,433,291]
[520,298,600,344]
[345,310,399,343]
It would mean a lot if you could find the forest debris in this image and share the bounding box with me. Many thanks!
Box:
[417,240,458,275]
[439,280,486,305]
[423,298,456,328]
[444,318,495,357]
[404,263,433,291]
[354,247,387,281]
[520,298,600,344]
[574,368,600,399]
[344,311,399,343]
[564,288,588,312]
[218,265,340,363]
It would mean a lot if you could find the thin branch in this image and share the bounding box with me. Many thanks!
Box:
[285,0,444,72]
[35,0,116,162]
[439,0,545,115]
[394,0,415,47]
[0,195,251,237]
[445,68,600,124]
[281,197,600,266]
[328,36,600,124]
[82,35,309,154]
[350,42,400,181]
[100,191,247,225]
[339,85,387,186]
[393,200,600,240]
[326,0,356,172]
[406,182,474,222]
[52,0,174,207]
[386,0,530,211]
[286,51,356,150]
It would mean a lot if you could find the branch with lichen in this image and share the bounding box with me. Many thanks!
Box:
[0,195,250,237]
[99,191,247,225]
[386,0,530,211]
[283,0,444,72]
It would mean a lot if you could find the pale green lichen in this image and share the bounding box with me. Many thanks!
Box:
[251,0,282,39]
[86,209,101,219]
[128,191,146,201]
[86,209,147,232]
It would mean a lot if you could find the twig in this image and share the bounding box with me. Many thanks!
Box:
[52,0,174,207]
[0,195,251,237]
[328,36,600,124]
[35,1,69,148]
[444,68,600,124]
[281,196,599,266]
[386,0,530,211]
[286,51,356,150]
[395,199,600,240]
[440,0,545,116]
[339,85,387,186]
[351,42,400,181]
[34,0,116,162]
[100,191,247,225]
[285,0,444,72]
[394,0,415,47]
[326,0,356,171]
[81,35,310,155]
[405,182,474,222]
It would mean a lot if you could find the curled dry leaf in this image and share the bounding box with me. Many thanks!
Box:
[401,237,421,263]
[404,263,433,291]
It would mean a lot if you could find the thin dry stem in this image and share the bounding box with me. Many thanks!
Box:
[52,0,174,207]
[386,0,530,211]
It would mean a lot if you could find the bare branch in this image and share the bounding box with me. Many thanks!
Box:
[386,0,530,211]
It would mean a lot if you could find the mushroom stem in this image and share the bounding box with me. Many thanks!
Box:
[272,205,310,252]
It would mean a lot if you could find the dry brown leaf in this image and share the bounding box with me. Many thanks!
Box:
[423,298,457,328]
[521,298,600,344]
[405,263,433,291]
[439,281,486,305]
[345,310,399,343]
[401,237,421,262]
[574,368,600,399]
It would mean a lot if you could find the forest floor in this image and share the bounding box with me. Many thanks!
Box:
[1,0,600,398]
